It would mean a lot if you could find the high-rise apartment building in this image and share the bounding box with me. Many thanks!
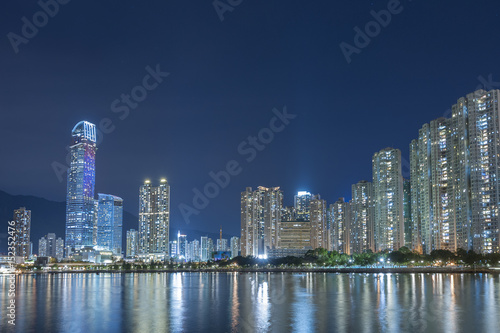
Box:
[217,238,228,252]
[97,194,123,255]
[38,233,64,260]
[230,236,240,258]
[330,198,351,254]
[126,229,138,258]
[200,236,209,261]
[403,179,412,249]
[372,147,405,252]
[410,119,451,254]
[65,121,97,251]
[138,179,170,255]
[240,186,282,257]
[12,207,31,258]
[449,89,500,253]
[350,181,375,253]
[294,191,312,221]
[310,195,327,250]
[177,232,187,258]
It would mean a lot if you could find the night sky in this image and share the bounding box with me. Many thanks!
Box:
[1,0,500,239]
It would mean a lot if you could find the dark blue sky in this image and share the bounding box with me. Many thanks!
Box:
[1,0,499,238]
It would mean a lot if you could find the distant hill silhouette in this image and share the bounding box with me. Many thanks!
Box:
[0,190,232,255]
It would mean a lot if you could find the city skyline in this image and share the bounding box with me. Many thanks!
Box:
[3,1,500,241]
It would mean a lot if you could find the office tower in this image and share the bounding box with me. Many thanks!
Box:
[217,238,228,252]
[373,147,405,252]
[331,198,351,254]
[410,119,452,254]
[240,186,282,257]
[403,179,412,249]
[449,89,500,253]
[200,236,209,261]
[350,181,375,253]
[230,236,240,258]
[310,195,327,250]
[294,191,312,221]
[12,207,31,257]
[126,229,138,258]
[97,194,123,255]
[177,232,187,258]
[138,179,170,255]
[65,121,97,251]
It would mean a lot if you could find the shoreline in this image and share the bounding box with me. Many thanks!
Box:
[8,267,499,275]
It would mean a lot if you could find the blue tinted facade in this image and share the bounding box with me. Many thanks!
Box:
[97,193,123,255]
[65,121,97,251]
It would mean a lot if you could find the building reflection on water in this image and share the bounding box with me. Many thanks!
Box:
[0,272,499,332]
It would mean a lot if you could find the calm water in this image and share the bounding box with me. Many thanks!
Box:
[0,272,499,332]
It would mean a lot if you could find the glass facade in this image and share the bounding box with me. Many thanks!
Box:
[65,121,97,251]
[97,193,123,255]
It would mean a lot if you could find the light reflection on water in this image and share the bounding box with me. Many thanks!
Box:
[0,272,499,332]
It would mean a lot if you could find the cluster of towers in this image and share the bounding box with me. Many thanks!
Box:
[241,89,500,256]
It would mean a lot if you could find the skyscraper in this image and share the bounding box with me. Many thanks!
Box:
[97,194,123,255]
[12,207,31,258]
[177,232,187,258]
[38,233,64,261]
[240,186,282,257]
[126,229,138,258]
[449,89,500,253]
[138,179,170,255]
[350,181,375,253]
[410,119,451,254]
[230,236,240,258]
[310,195,327,250]
[200,236,209,261]
[372,147,405,252]
[403,179,412,249]
[65,121,97,251]
[330,198,351,254]
[294,191,312,221]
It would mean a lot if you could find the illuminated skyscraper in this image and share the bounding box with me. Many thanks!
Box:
[310,195,327,250]
[294,191,312,221]
[240,186,282,257]
[410,119,451,254]
[126,229,138,258]
[373,148,405,252]
[12,207,31,258]
[350,181,375,253]
[230,236,240,258]
[200,236,209,261]
[449,89,500,253]
[138,179,170,255]
[38,233,64,261]
[330,198,351,254]
[97,194,123,255]
[177,232,187,258]
[65,121,97,251]
[403,179,412,249]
